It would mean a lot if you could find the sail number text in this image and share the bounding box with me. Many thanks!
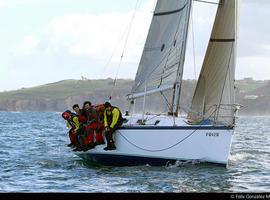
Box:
[206,132,219,137]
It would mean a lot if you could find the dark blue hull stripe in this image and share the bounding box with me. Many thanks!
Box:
[79,153,178,166]
[119,126,232,130]
[77,153,226,167]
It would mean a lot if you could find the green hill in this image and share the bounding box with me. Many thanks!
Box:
[0,78,132,111]
[0,78,132,100]
[0,78,269,115]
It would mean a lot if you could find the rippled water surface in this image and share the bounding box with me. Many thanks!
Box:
[0,111,269,192]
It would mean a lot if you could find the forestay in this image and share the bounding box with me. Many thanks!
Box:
[189,0,238,126]
[129,0,191,103]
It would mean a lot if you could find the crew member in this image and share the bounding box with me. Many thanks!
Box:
[103,102,123,151]
[83,101,98,150]
[94,103,106,145]
[62,110,80,147]
[72,104,87,151]
[72,104,87,124]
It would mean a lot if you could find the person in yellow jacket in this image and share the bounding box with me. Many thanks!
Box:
[103,102,123,150]
[62,110,80,148]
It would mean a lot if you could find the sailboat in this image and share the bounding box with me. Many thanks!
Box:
[76,0,240,167]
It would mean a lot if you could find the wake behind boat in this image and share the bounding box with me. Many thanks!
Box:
[75,0,240,167]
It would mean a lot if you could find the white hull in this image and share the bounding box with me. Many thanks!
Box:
[75,115,234,167]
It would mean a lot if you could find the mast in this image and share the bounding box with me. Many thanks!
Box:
[171,0,192,116]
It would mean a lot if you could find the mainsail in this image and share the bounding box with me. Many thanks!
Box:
[129,0,192,114]
[189,0,238,126]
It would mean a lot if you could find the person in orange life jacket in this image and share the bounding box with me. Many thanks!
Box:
[83,101,98,151]
[94,104,106,145]
[72,104,87,150]
[61,110,80,148]
[103,102,123,151]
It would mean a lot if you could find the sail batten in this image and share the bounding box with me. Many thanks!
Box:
[210,38,235,42]
[154,3,188,16]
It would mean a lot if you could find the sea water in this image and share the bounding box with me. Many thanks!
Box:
[0,111,269,192]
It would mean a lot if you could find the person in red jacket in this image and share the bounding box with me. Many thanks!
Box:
[83,101,98,151]
[62,110,80,148]
[72,104,87,123]
[94,104,106,145]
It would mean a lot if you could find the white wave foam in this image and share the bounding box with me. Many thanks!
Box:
[165,160,202,168]
[229,152,249,162]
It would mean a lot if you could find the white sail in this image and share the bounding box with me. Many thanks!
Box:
[189,0,238,126]
[130,0,192,104]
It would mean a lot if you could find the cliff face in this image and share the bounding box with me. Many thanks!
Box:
[0,99,64,112]
[0,92,129,112]
[0,79,269,115]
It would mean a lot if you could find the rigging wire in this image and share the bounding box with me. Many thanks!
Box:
[216,42,234,121]
[98,25,130,80]
[109,0,141,100]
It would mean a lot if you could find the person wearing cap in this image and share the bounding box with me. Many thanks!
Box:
[61,110,80,148]
[103,102,123,150]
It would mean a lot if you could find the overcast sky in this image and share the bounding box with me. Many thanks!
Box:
[0,0,269,92]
